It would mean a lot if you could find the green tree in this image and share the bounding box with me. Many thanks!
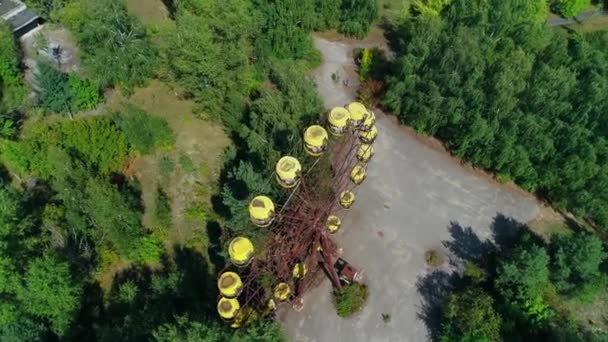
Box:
[440,287,502,342]
[112,106,174,155]
[70,0,156,91]
[339,0,378,38]
[16,256,81,336]
[0,21,26,113]
[550,232,606,294]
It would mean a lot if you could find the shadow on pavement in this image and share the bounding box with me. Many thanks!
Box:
[416,213,526,341]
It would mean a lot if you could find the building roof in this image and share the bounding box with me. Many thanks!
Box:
[0,0,24,19]
[0,0,39,33]
[8,8,38,31]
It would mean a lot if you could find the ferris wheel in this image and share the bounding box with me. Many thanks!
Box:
[216,102,378,328]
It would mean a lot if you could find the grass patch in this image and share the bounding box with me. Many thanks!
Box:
[332,283,369,318]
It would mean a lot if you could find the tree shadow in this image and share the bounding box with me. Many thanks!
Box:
[69,246,220,340]
[418,213,528,340]
[207,220,226,270]
[442,222,494,265]
[416,270,463,341]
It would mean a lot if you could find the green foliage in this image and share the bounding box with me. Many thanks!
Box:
[133,235,164,264]
[17,256,81,336]
[153,316,285,342]
[495,236,550,308]
[163,0,251,117]
[383,0,608,229]
[414,0,452,16]
[35,62,72,113]
[65,0,156,91]
[332,283,369,317]
[112,106,174,155]
[68,73,101,111]
[440,287,502,342]
[339,0,378,38]
[118,280,138,304]
[552,0,591,18]
[550,231,606,294]
[7,117,128,177]
[0,21,26,114]
[35,62,101,114]
[25,0,68,19]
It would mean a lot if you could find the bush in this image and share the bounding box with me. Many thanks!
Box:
[332,283,369,317]
[0,21,26,112]
[68,74,101,111]
[35,62,72,113]
[35,62,101,114]
[552,0,591,18]
[112,106,174,155]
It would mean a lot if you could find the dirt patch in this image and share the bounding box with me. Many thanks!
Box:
[20,26,81,83]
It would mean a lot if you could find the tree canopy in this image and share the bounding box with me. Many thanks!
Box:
[384,0,608,230]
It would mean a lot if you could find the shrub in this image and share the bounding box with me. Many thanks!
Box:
[552,0,590,18]
[132,234,164,264]
[425,249,444,268]
[35,62,72,113]
[68,74,101,111]
[332,283,369,317]
[112,106,174,155]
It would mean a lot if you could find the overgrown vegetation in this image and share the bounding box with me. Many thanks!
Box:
[436,228,607,341]
[332,283,369,317]
[383,0,608,232]
[0,0,380,338]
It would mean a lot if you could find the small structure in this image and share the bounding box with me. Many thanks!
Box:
[228,237,255,267]
[249,195,275,227]
[275,156,302,189]
[357,144,374,163]
[339,191,355,209]
[0,0,41,37]
[303,125,329,156]
[347,102,368,127]
[217,272,243,298]
[361,110,376,132]
[326,215,341,233]
[350,164,367,185]
[274,282,291,301]
[217,297,240,321]
[327,107,350,136]
[359,125,378,144]
[292,263,308,279]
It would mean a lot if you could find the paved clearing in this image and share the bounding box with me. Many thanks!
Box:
[281,36,540,342]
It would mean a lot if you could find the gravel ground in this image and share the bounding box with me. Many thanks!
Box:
[280,36,540,342]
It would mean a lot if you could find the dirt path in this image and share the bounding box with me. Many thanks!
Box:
[281,36,540,342]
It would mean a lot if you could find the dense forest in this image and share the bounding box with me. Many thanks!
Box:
[384,0,608,232]
[0,0,378,340]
